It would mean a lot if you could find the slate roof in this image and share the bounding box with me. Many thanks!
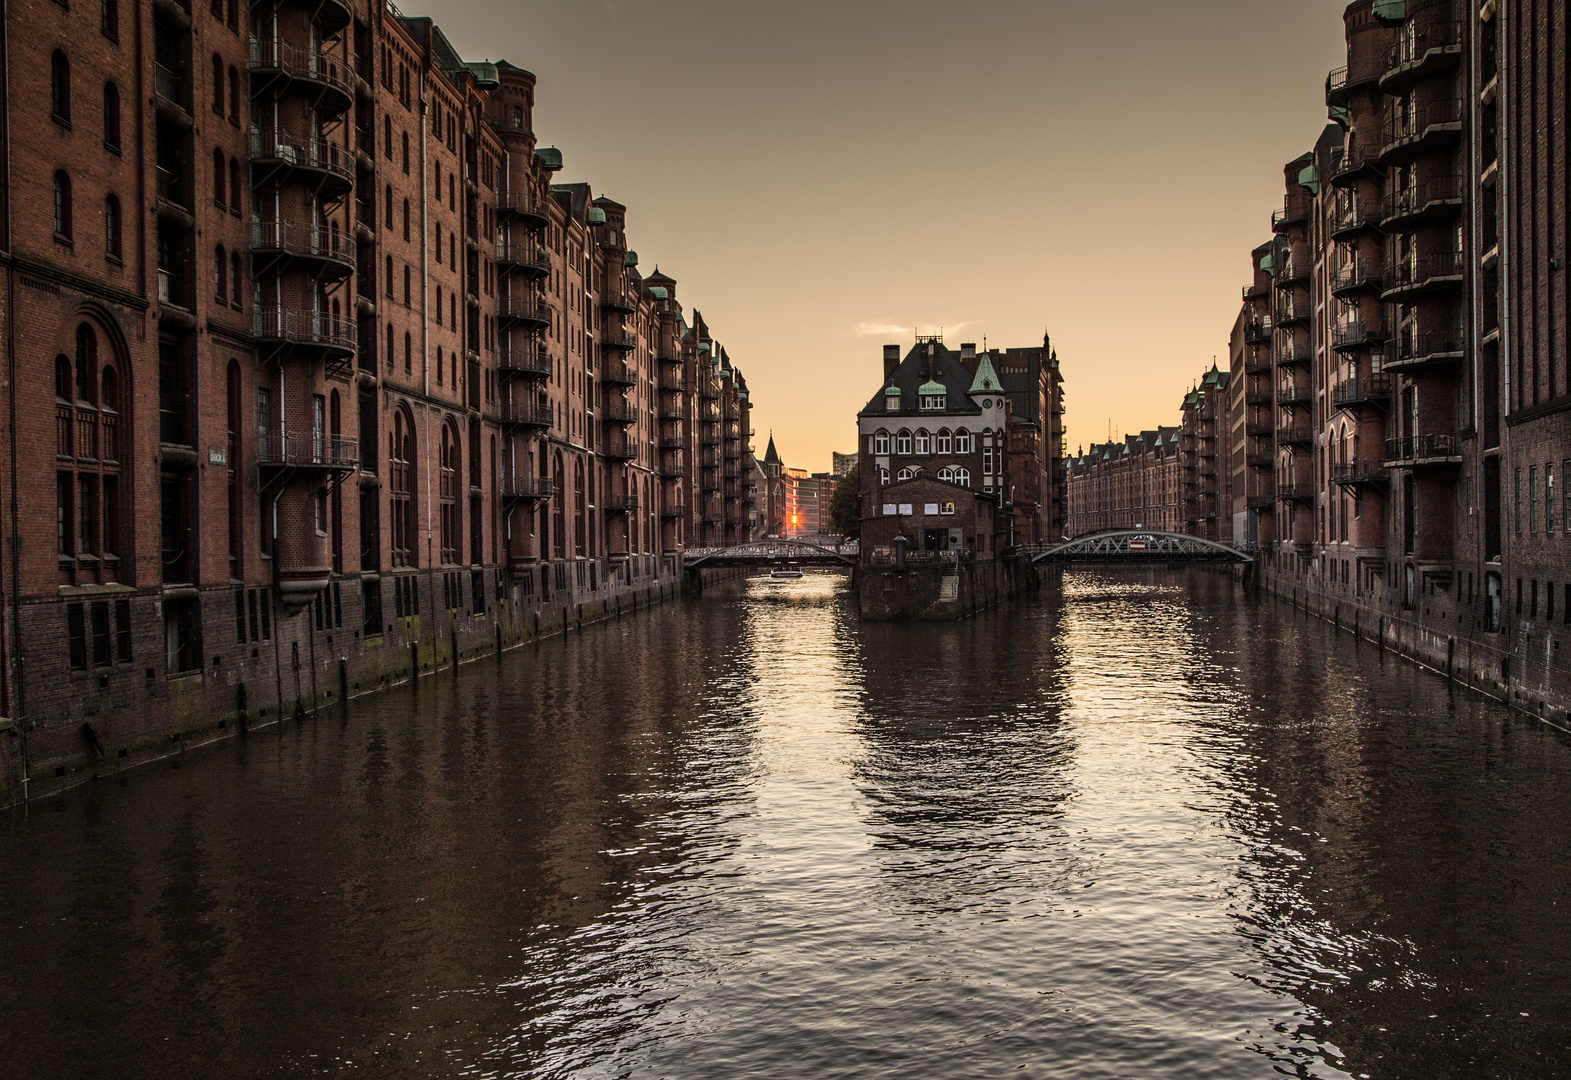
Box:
[858,342,983,419]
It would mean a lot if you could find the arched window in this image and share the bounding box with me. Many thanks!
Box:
[897,467,915,482]
[53,171,72,239]
[75,325,95,405]
[211,54,224,113]
[384,254,394,298]
[403,265,411,306]
[383,115,393,160]
[226,0,237,30]
[402,198,410,241]
[51,51,70,123]
[952,467,970,487]
[57,324,123,573]
[102,83,120,149]
[230,251,242,305]
[878,467,889,485]
[552,451,566,558]
[384,184,393,229]
[100,0,118,39]
[936,429,952,454]
[389,408,416,567]
[439,422,459,565]
[938,466,954,482]
[213,149,226,208]
[873,430,889,455]
[103,195,121,259]
[214,245,227,299]
[228,67,240,122]
[574,459,586,557]
[386,322,395,370]
[955,430,972,454]
[915,429,931,455]
[896,430,912,456]
[435,345,443,385]
[225,360,240,574]
[404,331,412,374]
[228,158,241,213]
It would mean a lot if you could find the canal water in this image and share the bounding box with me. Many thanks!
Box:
[2,569,1568,1079]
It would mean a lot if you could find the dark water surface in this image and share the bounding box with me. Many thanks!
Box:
[3,569,1569,1079]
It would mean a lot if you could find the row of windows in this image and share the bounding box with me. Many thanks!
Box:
[871,429,977,456]
[1515,462,1570,536]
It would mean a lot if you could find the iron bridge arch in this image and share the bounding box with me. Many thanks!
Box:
[1030,530,1253,565]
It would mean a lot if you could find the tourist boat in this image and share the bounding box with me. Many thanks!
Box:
[769,566,804,579]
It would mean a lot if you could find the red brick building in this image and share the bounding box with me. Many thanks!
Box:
[0,0,759,787]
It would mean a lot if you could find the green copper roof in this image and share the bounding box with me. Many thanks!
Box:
[648,286,668,300]
[885,384,902,397]
[917,379,946,396]
[1372,0,1404,20]
[534,147,563,171]
[624,250,638,266]
[969,351,1002,394]
[587,207,607,226]
[1297,164,1319,195]
[463,62,500,88]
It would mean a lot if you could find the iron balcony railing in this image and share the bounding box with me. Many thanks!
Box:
[1243,318,1273,344]
[498,344,552,377]
[661,503,687,518]
[153,64,188,110]
[258,432,358,468]
[1272,193,1312,233]
[1332,371,1393,408]
[1383,174,1464,224]
[1279,481,1316,501]
[249,37,353,104]
[1332,320,1388,350]
[1328,144,1382,183]
[252,309,356,350]
[1382,98,1463,158]
[499,475,554,500]
[1381,20,1463,89]
[249,130,354,185]
[250,220,355,270]
[494,239,551,273]
[1332,459,1390,485]
[601,435,634,459]
[599,328,637,350]
[601,291,639,313]
[1385,434,1461,462]
[497,293,552,326]
[1390,329,1466,367]
[1330,261,1383,294]
[1384,250,1465,293]
[607,494,639,512]
[601,361,637,386]
[498,398,552,427]
[1331,200,1379,237]
[496,190,552,222]
[1276,340,1311,366]
[1277,421,1315,445]
[601,399,635,423]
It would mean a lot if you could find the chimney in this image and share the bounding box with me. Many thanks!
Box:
[883,344,900,378]
[961,343,976,361]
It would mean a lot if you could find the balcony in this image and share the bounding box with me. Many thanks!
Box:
[497,292,552,329]
[1381,250,1465,302]
[497,190,551,227]
[599,328,637,352]
[1331,319,1388,352]
[1330,261,1383,297]
[601,398,636,425]
[500,476,554,503]
[495,239,550,276]
[498,344,552,379]
[1326,57,1384,107]
[1330,200,1380,240]
[1332,459,1390,487]
[1274,258,1309,290]
[1279,481,1316,502]
[1385,433,1462,466]
[1328,144,1383,187]
[602,290,638,313]
[1274,298,1308,327]
[660,464,687,480]
[1332,371,1393,411]
[249,38,352,117]
[252,309,355,360]
[602,361,637,387]
[257,432,358,471]
[601,435,635,460]
[606,494,639,513]
[1276,340,1311,367]
[658,376,686,393]
[498,398,551,429]
[661,503,686,518]
[1386,329,1465,372]
[249,130,354,196]
[1380,99,1463,166]
[1245,388,1272,406]
[1242,281,1272,302]
[1244,349,1272,376]
[1243,318,1273,344]
[153,63,191,125]
[1276,384,1313,408]
[1246,492,1277,510]
[1245,419,1274,437]
[659,437,686,451]
[1272,193,1312,234]
[251,220,355,279]
[1246,451,1274,468]
[1277,421,1314,447]
[1382,175,1464,232]
[1379,21,1463,96]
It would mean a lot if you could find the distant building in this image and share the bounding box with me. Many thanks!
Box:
[832,452,859,477]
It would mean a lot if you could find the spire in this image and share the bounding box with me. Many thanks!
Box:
[763,433,780,466]
[969,349,1002,395]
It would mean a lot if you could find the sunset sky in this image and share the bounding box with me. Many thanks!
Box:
[437,0,1350,472]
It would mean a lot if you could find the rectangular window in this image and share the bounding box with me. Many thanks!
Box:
[102,475,119,557]
[115,598,132,663]
[57,472,72,555]
[248,589,260,642]
[260,589,272,640]
[1515,468,1523,534]
[1530,466,1538,533]
[235,588,247,643]
[77,475,97,554]
[66,603,86,670]
[90,600,111,667]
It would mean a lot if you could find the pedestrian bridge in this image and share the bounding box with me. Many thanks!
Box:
[684,539,858,569]
[1028,530,1253,565]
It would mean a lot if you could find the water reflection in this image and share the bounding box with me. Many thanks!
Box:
[0,569,1568,1079]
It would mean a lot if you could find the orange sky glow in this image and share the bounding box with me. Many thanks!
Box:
[438,0,1351,472]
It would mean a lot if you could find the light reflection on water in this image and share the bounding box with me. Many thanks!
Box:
[2,568,1569,1079]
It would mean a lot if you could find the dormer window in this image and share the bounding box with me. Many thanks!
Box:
[921,394,946,411]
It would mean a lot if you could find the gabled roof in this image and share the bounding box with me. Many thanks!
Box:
[968,351,1003,394]
[763,435,781,466]
[858,342,983,419]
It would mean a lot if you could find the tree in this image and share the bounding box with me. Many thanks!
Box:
[829,463,861,539]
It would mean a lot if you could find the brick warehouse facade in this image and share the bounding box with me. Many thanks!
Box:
[1223,0,1571,723]
[0,0,761,796]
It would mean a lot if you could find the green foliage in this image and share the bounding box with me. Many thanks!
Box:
[829,463,862,539]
